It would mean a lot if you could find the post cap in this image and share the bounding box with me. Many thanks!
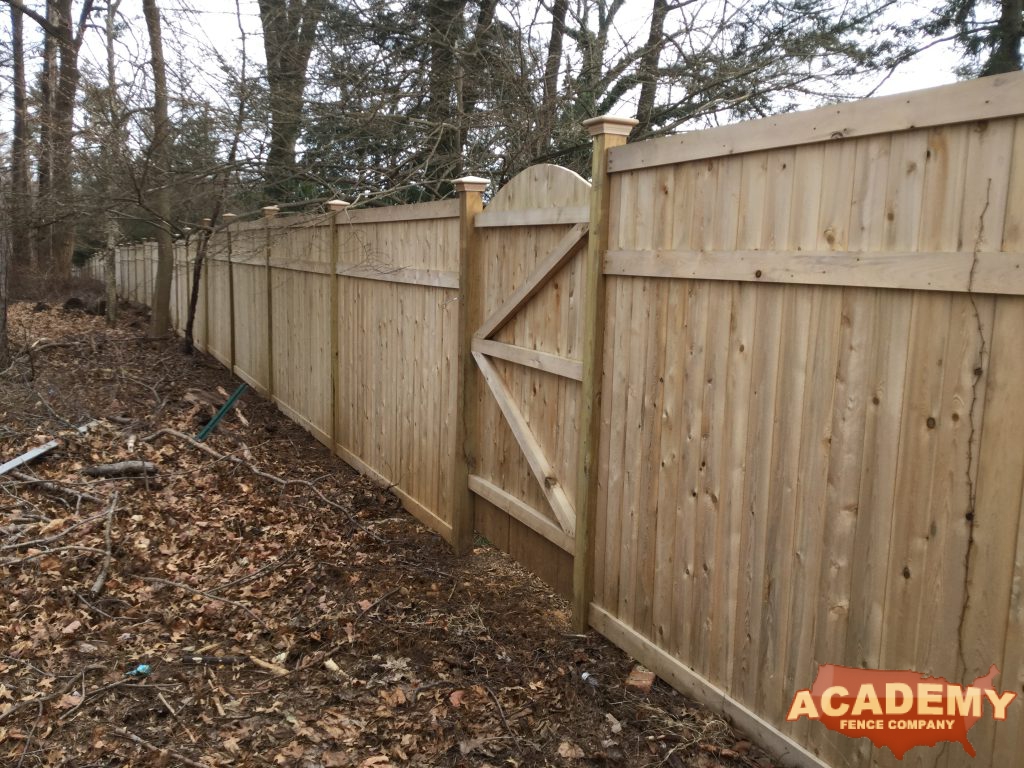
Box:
[582,115,639,137]
[222,212,238,223]
[453,176,489,194]
[261,205,280,218]
[200,218,212,228]
[326,199,350,212]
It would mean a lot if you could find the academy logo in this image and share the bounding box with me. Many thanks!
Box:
[786,664,1016,759]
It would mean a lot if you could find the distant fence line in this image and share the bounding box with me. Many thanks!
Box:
[84,71,1024,768]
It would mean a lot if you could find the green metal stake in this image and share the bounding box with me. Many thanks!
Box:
[196,383,248,441]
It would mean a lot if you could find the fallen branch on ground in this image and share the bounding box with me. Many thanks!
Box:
[90,492,118,596]
[5,471,103,504]
[139,575,271,630]
[180,655,250,666]
[82,461,157,478]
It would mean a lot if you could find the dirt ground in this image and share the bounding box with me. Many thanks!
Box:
[0,296,776,768]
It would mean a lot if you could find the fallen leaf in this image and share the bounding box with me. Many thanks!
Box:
[61,620,81,635]
[605,712,622,734]
[459,736,487,755]
[39,518,66,535]
[55,694,82,710]
[558,741,584,758]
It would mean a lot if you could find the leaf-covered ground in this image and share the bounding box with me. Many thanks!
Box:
[0,298,775,768]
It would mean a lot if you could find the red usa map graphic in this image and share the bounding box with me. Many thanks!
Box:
[786,664,1017,759]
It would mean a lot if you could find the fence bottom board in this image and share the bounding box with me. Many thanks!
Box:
[587,604,829,768]
[273,398,332,448]
[232,366,269,398]
[334,444,453,542]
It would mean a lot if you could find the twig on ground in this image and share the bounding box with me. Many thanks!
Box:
[59,676,135,719]
[483,683,520,751]
[355,586,402,624]
[77,593,132,621]
[141,428,376,538]
[0,510,108,552]
[209,558,291,594]
[108,726,207,768]
[0,545,108,568]
[5,471,103,504]
[139,575,271,630]
[157,692,198,743]
[90,492,119,596]
[0,664,106,723]
[14,701,42,768]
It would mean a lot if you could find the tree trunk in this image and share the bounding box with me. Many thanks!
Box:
[104,0,122,326]
[633,0,668,139]
[105,221,118,326]
[50,0,80,279]
[16,0,95,279]
[143,0,174,336]
[424,0,466,193]
[11,5,31,272]
[0,221,9,368]
[257,0,325,202]
[35,2,58,273]
[982,0,1023,75]
[536,0,568,155]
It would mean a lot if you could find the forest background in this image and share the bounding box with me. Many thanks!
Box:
[0,0,1021,356]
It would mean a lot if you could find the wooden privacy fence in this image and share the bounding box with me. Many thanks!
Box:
[101,72,1024,768]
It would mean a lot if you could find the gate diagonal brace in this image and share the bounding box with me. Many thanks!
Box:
[472,351,576,537]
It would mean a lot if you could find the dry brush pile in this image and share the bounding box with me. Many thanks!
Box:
[0,299,772,768]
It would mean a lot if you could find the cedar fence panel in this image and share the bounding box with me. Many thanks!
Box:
[590,74,1024,768]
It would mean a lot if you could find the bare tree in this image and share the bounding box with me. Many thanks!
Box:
[0,209,9,368]
[142,0,174,336]
[4,0,96,277]
[10,4,31,270]
[102,0,123,326]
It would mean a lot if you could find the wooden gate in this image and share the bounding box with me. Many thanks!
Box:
[466,164,591,594]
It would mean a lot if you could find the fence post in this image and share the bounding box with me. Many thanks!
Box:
[573,115,637,632]
[223,213,238,373]
[326,200,349,459]
[453,176,489,555]
[262,206,279,397]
